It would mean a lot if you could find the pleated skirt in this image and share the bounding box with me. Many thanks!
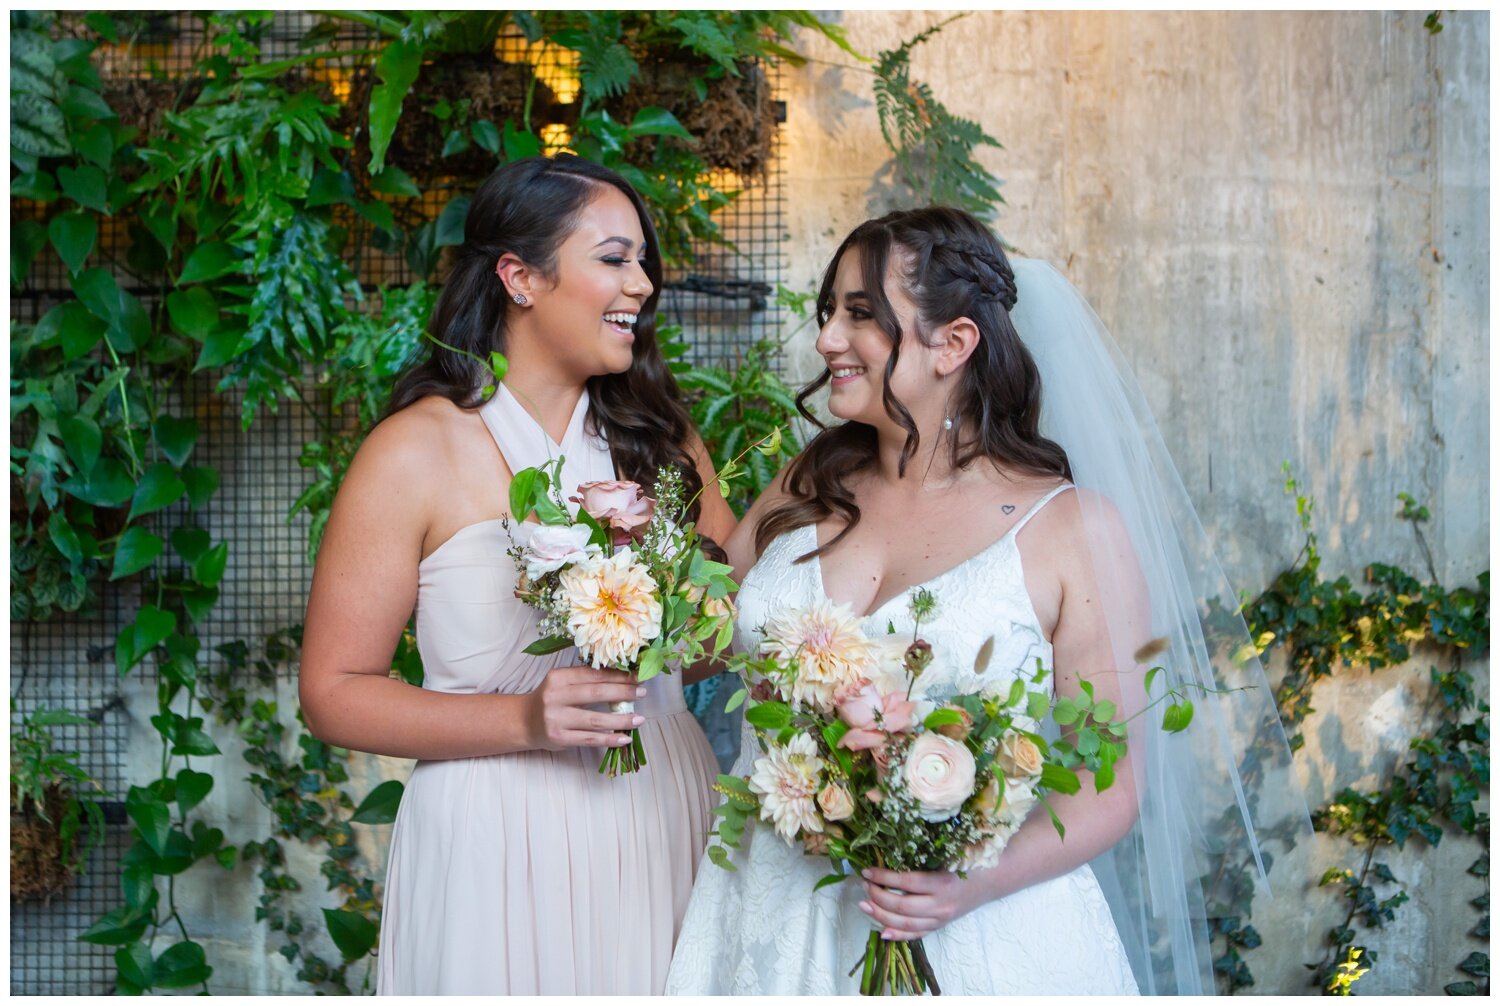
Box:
[376,710,717,994]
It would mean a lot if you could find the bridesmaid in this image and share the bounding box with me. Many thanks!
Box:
[299,154,736,994]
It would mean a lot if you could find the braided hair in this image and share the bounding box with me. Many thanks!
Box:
[756,206,1070,558]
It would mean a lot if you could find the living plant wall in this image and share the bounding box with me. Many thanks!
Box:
[8,9,1013,993]
[8,8,1487,996]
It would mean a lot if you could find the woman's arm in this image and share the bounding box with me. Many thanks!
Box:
[859,496,1148,940]
[298,409,643,760]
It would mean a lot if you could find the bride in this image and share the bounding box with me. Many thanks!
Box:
[668,207,1306,994]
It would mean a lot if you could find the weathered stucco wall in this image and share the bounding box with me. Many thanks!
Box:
[774,10,1489,995]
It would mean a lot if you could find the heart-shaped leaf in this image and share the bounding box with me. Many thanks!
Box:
[322,908,379,961]
[33,300,106,360]
[191,543,228,588]
[73,121,114,169]
[110,526,164,580]
[114,942,153,991]
[152,415,198,468]
[151,940,211,989]
[174,769,213,814]
[181,465,219,509]
[11,218,47,287]
[114,603,175,674]
[369,165,420,198]
[57,412,101,474]
[170,526,210,563]
[47,209,96,274]
[57,163,108,213]
[127,462,186,521]
[63,456,132,506]
[71,265,119,321]
[177,241,241,284]
[164,287,218,341]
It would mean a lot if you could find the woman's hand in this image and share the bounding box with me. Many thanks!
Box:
[524,665,646,750]
[858,866,991,941]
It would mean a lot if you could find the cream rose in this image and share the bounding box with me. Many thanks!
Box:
[995,732,1044,779]
[902,733,976,822]
[817,783,855,822]
[522,523,595,579]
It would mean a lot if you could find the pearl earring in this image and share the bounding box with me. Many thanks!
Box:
[512,293,527,305]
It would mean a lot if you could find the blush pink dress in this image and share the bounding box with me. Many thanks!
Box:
[376,384,719,994]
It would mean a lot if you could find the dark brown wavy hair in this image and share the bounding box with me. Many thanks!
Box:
[386,155,705,520]
[756,206,1071,558]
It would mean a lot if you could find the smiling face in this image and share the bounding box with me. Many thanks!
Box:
[524,184,654,381]
[814,245,943,432]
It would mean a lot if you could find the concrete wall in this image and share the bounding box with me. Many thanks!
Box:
[776,10,1489,995]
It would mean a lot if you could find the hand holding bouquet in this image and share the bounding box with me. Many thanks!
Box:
[711,590,1196,994]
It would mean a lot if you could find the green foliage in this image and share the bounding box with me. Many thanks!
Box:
[870,16,1004,217]
[1206,471,1490,994]
[9,704,107,879]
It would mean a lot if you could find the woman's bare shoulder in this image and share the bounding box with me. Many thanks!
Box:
[342,396,474,498]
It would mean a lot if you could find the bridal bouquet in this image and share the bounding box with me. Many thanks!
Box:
[710,590,1188,995]
[507,459,738,776]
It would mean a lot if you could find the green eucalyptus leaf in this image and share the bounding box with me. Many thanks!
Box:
[110,527,165,580]
[351,779,405,825]
[322,908,379,961]
[47,210,96,274]
[127,463,187,521]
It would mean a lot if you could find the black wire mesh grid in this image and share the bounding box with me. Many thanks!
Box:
[10,13,785,993]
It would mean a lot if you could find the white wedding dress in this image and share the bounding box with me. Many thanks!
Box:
[666,486,1139,995]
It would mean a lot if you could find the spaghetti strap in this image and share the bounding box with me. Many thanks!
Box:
[1007,483,1075,539]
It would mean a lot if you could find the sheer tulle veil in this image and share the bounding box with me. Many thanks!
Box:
[1008,258,1311,993]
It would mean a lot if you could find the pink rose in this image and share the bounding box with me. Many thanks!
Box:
[836,681,916,751]
[573,480,655,537]
[902,733,976,822]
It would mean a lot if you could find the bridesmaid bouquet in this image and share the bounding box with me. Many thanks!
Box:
[507,460,737,775]
[710,590,1194,995]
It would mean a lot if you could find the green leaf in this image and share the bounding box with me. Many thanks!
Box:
[351,779,405,824]
[61,85,116,122]
[1039,762,1082,795]
[370,165,421,198]
[177,241,241,284]
[110,527,165,580]
[745,701,792,730]
[36,300,106,360]
[12,169,60,202]
[114,942,154,991]
[151,940,211,989]
[322,908,379,961]
[74,121,115,169]
[78,905,150,946]
[502,120,541,161]
[471,118,501,154]
[127,463,187,521]
[48,511,84,564]
[165,288,218,341]
[71,265,119,320]
[174,769,213,814]
[1052,696,1081,726]
[171,721,219,757]
[11,218,47,287]
[192,543,228,588]
[1162,700,1194,733]
[637,645,666,683]
[194,323,246,370]
[722,687,746,713]
[508,467,538,520]
[355,198,396,233]
[1092,699,1117,722]
[181,465,219,508]
[58,412,102,474]
[181,585,218,625]
[923,708,963,729]
[306,167,354,208]
[125,787,171,856]
[813,872,848,891]
[115,604,175,674]
[48,210,96,274]
[368,39,424,175]
[152,415,199,468]
[57,163,108,213]
[522,634,573,656]
[64,457,133,506]
[435,195,471,247]
[626,106,695,141]
[11,92,70,159]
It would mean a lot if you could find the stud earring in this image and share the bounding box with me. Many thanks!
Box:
[512,293,527,306]
[942,416,955,431]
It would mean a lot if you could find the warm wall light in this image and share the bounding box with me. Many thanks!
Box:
[496,35,581,105]
[540,123,572,152]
